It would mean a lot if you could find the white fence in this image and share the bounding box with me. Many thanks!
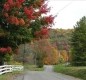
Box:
[0,65,24,75]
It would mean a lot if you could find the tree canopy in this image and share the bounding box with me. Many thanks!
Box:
[0,0,55,65]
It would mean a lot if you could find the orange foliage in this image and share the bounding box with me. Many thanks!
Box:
[8,16,19,25]
[43,47,59,65]
[19,18,25,26]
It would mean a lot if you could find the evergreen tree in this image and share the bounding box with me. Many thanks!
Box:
[71,16,86,66]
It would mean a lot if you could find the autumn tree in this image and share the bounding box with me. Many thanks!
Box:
[49,29,73,62]
[71,16,86,66]
[0,0,55,65]
[31,39,59,66]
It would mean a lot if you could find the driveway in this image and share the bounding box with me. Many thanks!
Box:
[14,65,82,80]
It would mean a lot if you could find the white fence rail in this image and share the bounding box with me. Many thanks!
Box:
[0,65,24,75]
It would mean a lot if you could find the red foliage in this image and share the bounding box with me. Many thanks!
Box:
[4,0,24,11]
[4,3,10,11]
[0,48,7,53]
[40,27,48,35]
[2,0,55,40]
[24,6,35,20]
[44,15,54,24]
[15,1,22,8]
[18,0,25,4]
[7,0,14,6]
[0,47,12,54]
[3,0,54,27]
[34,27,49,39]
[7,47,12,53]
[39,4,50,14]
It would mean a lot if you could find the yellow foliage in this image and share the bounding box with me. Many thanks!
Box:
[43,46,59,65]
[60,50,69,62]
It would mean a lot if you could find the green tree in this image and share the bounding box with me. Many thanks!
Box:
[0,0,55,65]
[71,16,86,66]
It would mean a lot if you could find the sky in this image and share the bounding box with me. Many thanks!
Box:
[47,0,86,29]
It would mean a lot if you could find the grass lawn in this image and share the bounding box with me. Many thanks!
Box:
[24,64,44,71]
[0,71,23,80]
[54,64,86,80]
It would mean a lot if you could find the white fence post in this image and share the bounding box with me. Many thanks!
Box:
[0,65,24,75]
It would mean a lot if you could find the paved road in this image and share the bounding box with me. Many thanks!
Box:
[15,65,82,80]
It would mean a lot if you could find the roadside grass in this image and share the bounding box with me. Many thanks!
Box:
[0,71,23,80]
[54,64,86,80]
[0,73,13,80]
[24,64,44,71]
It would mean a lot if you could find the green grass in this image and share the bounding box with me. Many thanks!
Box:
[0,73,13,80]
[0,71,23,80]
[54,64,86,80]
[24,64,44,71]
